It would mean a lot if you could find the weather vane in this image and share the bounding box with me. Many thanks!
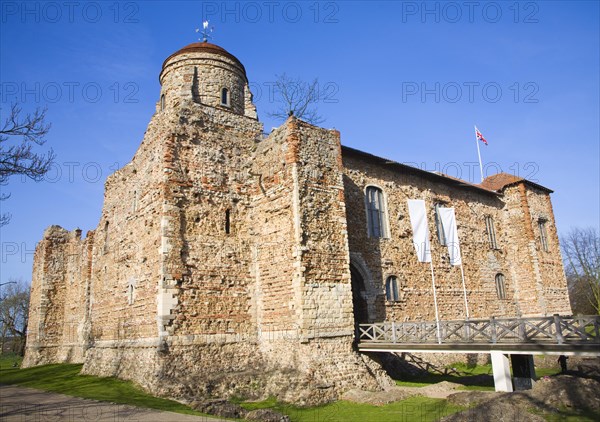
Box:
[196,20,214,42]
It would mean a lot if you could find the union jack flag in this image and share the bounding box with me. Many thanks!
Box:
[475,126,488,145]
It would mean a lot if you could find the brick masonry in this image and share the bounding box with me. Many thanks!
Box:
[23,42,571,404]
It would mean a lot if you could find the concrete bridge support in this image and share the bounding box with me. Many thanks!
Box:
[490,351,513,392]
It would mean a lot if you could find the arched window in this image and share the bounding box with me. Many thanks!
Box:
[495,273,506,300]
[160,94,165,111]
[221,88,229,106]
[386,276,399,302]
[485,215,498,249]
[365,186,389,238]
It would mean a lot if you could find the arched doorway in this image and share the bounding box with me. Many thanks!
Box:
[350,264,369,336]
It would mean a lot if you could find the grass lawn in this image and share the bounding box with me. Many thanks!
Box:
[239,396,464,422]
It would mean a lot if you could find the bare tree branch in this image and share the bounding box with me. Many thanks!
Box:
[0,103,55,226]
[0,278,30,356]
[267,74,326,125]
[561,227,600,315]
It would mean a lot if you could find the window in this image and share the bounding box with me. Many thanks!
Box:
[225,209,231,234]
[386,276,400,302]
[538,219,549,252]
[365,186,388,238]
[221,88,229,106]
[132,190,138,213]
[485,216,498,249]
[495,273,506,300]
[160,94,165,111]
[434,203,446,246]
[103,221,109,253]
[127,283,135,305]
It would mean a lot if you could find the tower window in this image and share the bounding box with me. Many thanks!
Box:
[495,273,506,300]
[365,186,389,238]
[434,203,446,246]
[160,94,165,111]
[221,88,230,106]
[538,218,549,252]
[385,276,400,302]
[485,216,498,249]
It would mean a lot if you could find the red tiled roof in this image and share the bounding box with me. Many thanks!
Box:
[162,42,246,75]
[479,172,553,193]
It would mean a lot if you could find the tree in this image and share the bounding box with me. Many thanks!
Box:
[561,227,600,315]
[267,73,326,125]
[0,103,55,226]
[0,279,30,356]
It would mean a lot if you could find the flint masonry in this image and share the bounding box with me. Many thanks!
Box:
[23,41,571,404]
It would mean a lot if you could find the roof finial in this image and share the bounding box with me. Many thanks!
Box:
[195,20,214,43]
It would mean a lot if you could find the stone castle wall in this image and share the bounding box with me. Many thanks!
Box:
[342,150,571,323]
[23,226,91,366]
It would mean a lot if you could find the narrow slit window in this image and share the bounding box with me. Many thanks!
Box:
[365,186,388,238]
[132,190,138,213]
[434,203,446,246]
[160,94,165,111]
[495,273,506,300]
[225,209,231,234]
[538,219,549,252]
[385,276,399,302]
[221,88,229,106]
[485,216,498,249]
[103,221,109,253]
[128,283,135,305]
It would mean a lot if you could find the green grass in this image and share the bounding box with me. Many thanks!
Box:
[529,405,600,422]
[240,396,465,422]
[0,360,210,417]
[0,353,23,370]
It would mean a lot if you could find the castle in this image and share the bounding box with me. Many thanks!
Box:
[23,41,572,404]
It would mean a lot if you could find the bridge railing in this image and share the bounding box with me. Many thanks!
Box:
[358,315,600,345]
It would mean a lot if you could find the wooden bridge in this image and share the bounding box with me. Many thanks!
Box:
[357,315,600,392]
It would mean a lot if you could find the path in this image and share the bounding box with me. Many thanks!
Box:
[0,385,227,422]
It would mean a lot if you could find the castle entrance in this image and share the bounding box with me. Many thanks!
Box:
[350,264,369,332]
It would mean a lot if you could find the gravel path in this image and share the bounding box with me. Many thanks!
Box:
[0,385,228,421]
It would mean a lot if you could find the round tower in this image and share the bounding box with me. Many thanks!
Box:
[158,42,257,119]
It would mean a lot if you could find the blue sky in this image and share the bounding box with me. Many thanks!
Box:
[1,1,599,284]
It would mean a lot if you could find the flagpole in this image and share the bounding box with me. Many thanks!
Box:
[475,125,484,182]
[429,259,442,344]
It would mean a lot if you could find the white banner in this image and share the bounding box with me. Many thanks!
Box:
[407,199,431,263]
[439,207,462,266]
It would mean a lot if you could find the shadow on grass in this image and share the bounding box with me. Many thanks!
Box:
[394,363,495,390]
